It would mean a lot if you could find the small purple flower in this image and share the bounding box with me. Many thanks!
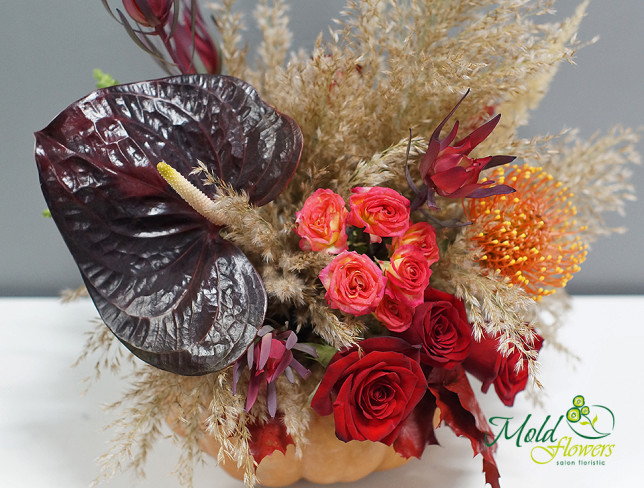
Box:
[233,326,316,417]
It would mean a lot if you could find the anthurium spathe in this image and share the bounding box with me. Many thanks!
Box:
[35,75,303,375]
[411,92,516,210]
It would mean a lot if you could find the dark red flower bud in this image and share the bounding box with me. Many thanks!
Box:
[463,332,544,406]
[173,2,221,74]
[122,0,173,28]
[411,91,516,211]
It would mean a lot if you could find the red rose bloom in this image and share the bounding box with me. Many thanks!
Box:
[398,288,472,368]
[311,337,427,445]
[464,332,544,406]
[348,187,410,243]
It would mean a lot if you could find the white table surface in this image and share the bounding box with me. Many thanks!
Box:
[1,296,643,488]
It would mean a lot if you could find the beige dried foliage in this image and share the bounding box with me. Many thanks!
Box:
[82,1,640,486]
[336,136,427,197]
[527,127,641,239]
[60,284,89,302]
[210,0,251,80]
[73,319,137,389]
[253,0,292,94]
[274,371,322,456]
[495,0,593,136]
[305,297,365,350]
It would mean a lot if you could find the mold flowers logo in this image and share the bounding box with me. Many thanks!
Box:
[565,395,615,441]
[486,394,615,467]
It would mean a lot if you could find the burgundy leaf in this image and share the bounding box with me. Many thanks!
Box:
[428,366,501,488]
[247,415,294,464]
[393,392,439,459]
[35,75,302,375]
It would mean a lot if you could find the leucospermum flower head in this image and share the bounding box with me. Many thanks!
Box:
[466,165,588,299]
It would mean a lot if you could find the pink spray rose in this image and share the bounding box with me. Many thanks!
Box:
[384,245,431,307]
[319,251,386,315]
[348,187,410,243]
[295,189,349,253]
[391,222,440,266]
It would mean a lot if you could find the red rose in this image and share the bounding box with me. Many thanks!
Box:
[398,288,472,368]
[319,251,386,315]
[373,292,413,332]
[311,337,427,444]
[384,245,431,307]
[295,189,349,254]
[464,332,544,406]
[347,187,410,243]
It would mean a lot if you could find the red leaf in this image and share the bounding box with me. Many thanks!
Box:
[247,415,294,464]
[392,392,439,459]
[428,366,501,488]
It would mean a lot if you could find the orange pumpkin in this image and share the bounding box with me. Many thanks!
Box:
[169,409,440,486]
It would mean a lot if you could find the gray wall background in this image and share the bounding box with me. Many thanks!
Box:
[1,0,642,296]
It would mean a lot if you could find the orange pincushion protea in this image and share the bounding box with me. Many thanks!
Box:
[466,165,588,299]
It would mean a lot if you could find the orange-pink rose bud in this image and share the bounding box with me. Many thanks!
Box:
[348,187,410,243]
[295,189,349,253]
[319,251,386,315]
[384,245,431,307]
[373,291,414,332]
[391,222,440,265]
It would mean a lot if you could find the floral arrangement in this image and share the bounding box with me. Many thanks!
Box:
[35,1,638,487]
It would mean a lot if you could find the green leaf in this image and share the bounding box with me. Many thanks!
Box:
[42,209,52,218]
[580,421,590,426]
[93,69,118,88]
[305,343,338,367]
[592,414,598,426]
[438,238,450,257]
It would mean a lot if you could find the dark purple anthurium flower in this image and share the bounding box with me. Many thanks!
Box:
[409,91,515,211]
[233,326,316,417]
[35,75,303,376]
